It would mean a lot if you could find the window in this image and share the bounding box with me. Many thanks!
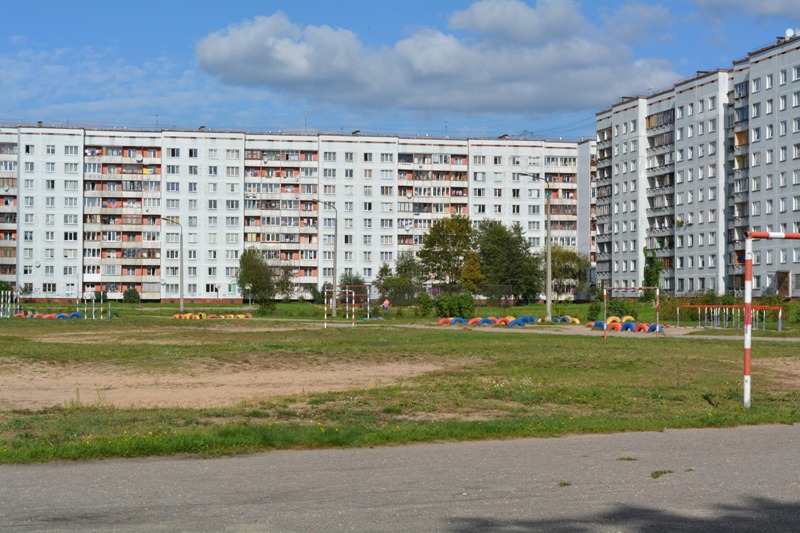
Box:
[168,148,180,157]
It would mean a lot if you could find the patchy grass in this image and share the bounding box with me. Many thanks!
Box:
[1,317,799,463]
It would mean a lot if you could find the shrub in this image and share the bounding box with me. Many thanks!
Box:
[122,288,140,303]
[607,298,638,321]
[415,293,434,318]
[434,293,474,318]
[586,300,602,321]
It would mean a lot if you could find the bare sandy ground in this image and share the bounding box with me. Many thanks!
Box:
[0,361,442,410]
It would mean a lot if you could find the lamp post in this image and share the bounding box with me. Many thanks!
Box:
[310,199,338,317]
[162,216,184,313]
[518,173,552,322]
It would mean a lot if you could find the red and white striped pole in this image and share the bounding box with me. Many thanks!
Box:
[743,236,753,408]
[602,288,607,340]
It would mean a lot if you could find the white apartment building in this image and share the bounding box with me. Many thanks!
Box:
[0,127,594,302]
[597,32,800,298]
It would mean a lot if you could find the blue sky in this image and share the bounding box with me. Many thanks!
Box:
[2,0,800,140]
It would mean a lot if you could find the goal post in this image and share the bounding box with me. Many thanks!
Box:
[743,231,800,407]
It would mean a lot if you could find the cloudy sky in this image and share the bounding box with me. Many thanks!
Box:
[2,0,800,139]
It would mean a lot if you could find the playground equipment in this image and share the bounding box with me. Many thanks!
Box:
[603,286,660,339]
[676,305,782,332]
[323,288,355,329]
[0,291,18,318]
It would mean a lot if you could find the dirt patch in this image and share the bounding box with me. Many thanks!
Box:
[0,361,442,410]
[758,357,800,387]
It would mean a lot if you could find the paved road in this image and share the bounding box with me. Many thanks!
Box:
[1,424,798,532]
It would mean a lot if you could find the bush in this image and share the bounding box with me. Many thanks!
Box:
[415,293,434,318]
[122,288,140,303]
[606,298,638,321]
[586,300,602,321]
[434,293,474,318]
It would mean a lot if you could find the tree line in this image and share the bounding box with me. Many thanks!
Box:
[237,215,591,309]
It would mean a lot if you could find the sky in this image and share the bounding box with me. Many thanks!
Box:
[2,0,800,141]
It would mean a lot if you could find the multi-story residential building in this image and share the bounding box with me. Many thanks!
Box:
[597,33,800,298]
[0,126,595,302]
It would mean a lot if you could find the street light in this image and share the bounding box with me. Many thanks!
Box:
[517,173,552,322]
[162,216,184,313]
[309,199,338,317]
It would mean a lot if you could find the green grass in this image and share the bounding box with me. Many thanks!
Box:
[1,315,799,463]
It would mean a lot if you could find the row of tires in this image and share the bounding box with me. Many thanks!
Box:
[587,320,663,333]
[438,315,581,328]
[13,312,83,319]
[173,312,252,319]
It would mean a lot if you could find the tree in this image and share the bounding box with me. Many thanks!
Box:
[418,215,474,289]
[460,251,484,294]
[339,271,365,288]
[0,281,12,292]
[547,245,591,300]
[373,263,393,299]
[377,254,426,305]
[642,247,662,302]
[475,220,542,302]
[237,248,278,309]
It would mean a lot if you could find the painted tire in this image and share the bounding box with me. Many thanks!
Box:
[507,319,525,327]
[621,315,636,323]
[586,321,595,328]
[467,317,481,325]
[438,318,451,325]
[648,324,664,334]
[635,323,650,332]
[570,317,581,325]
[606,316,621,324]
[477,317,495,326]
[560,316,572,323]
[450,317,467,325]
[607,322,622,332]
[621,321,637,332]
[56,313,68,319]
[68,312,83,319]
[593,320,606,330]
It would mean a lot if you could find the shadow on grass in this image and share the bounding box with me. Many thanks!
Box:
[448,496,799,532]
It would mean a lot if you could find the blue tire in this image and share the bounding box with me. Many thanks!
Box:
[477,318,494,326]
[560,316,571,323]
[593,320,607,330]
[56,313,68,319]
[507,319,524,327]
[450,317,467,325]
[68,312,83,320]
[648,324,664,334]
[621,321,637,332]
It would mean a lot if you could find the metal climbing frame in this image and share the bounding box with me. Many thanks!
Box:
[602,286,660,340]
[743,231,800,408]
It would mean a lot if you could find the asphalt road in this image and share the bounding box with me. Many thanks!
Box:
[1,424,798,532]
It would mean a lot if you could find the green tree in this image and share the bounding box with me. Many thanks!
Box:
[547,245,591,300]
[418,215,474,289]
[237,248,278,310]
[339,271,365,288]
[378,254,425,305]
[476,220,542,302]
[642,247,662,302]
[460,251,484,294]
[0,281,12,292]
[373,263,393,299]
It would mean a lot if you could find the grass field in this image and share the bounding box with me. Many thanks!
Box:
[1,312,799,464]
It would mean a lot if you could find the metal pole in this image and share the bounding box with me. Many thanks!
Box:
[179,227,185,314]
[743,236,753,408]
[545,183,552,322]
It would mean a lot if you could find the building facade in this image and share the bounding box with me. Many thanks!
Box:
[597,33,800,298]
[0,127,595,302]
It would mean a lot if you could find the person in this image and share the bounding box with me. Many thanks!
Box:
[382,299,390,312]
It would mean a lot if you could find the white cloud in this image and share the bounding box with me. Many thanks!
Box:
[195,0,682,119]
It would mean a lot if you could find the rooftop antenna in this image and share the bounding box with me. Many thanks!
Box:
[786,28,795,39]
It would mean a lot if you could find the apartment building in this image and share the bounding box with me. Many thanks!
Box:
[597,33,800,298]
[0,127,594,301]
